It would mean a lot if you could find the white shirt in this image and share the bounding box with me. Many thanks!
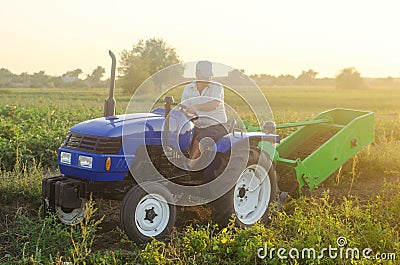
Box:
[181,82,227,128]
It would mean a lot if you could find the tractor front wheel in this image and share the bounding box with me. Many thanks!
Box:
[120,182,176,243]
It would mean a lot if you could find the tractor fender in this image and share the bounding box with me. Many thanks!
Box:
[212,132,280,153]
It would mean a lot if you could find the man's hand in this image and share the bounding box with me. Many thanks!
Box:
[186,104,198,114]
[187,100,220,113]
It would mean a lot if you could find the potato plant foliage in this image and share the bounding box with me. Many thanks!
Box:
[0,87,399,264]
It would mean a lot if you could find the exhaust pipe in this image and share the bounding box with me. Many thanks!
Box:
[104,50,116,117]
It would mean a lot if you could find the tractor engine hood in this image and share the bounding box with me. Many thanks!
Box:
[69,113,164,138]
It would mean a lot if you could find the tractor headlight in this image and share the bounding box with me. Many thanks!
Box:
[78,155,93,168]
[60,152,71,164]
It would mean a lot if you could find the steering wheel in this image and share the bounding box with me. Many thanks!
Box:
[173,103,199,121]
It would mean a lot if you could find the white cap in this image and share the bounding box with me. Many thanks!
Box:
[196,60,213,78]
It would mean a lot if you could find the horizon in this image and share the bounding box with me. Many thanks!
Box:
[1,66,400,80]
[1,0,399,78]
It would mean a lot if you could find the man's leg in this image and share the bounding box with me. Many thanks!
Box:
[187,139,201,168]
[187,124,227,169]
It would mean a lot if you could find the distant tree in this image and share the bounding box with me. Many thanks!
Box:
[276,74,296,86]
[63,68,83,79]
[257,74,278,86]
[85,66,105,87]
[375,76,395,88]
[61,68,86,88]
[226,69,247,85]
[317,77,335,87]
[296,69,318,85]
[18,72,30,87]
[119,38,181,95]
[0,68,13,88]
[119,55,151,94]
[30,71,50,87]
[335,67,365,89]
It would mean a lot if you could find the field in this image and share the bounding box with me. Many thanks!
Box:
[0,86,399,264]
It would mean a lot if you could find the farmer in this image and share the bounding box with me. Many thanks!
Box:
[181,60,228,169]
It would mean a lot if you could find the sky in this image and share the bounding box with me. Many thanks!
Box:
[0,0,399,78]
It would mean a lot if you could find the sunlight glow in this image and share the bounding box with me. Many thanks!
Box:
[0,0,399,77]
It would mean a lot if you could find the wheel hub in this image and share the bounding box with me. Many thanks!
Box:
[144,207,158,223]
[238,186,246,198]
[135,194,170,237]
[233,165,271,225]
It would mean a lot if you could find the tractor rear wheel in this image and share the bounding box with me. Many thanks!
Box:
[211,146,278,227]
[120,182,176,243]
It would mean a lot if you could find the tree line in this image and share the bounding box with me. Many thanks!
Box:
[2,38,398,91]
[0,66,107,88]
[117,38,373,93]
[250,68,368,89]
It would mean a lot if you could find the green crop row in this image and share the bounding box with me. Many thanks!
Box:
[0,104,101,171]
[1,86,399,264]
[1,164,399,264]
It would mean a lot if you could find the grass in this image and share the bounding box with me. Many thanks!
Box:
[0,85,399,264]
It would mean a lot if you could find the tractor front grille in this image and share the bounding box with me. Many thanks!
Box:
[63,132,122,154]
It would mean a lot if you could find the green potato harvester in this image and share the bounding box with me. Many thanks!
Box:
[249,108,375,194]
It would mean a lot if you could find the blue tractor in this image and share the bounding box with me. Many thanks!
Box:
[42,51,281,243]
